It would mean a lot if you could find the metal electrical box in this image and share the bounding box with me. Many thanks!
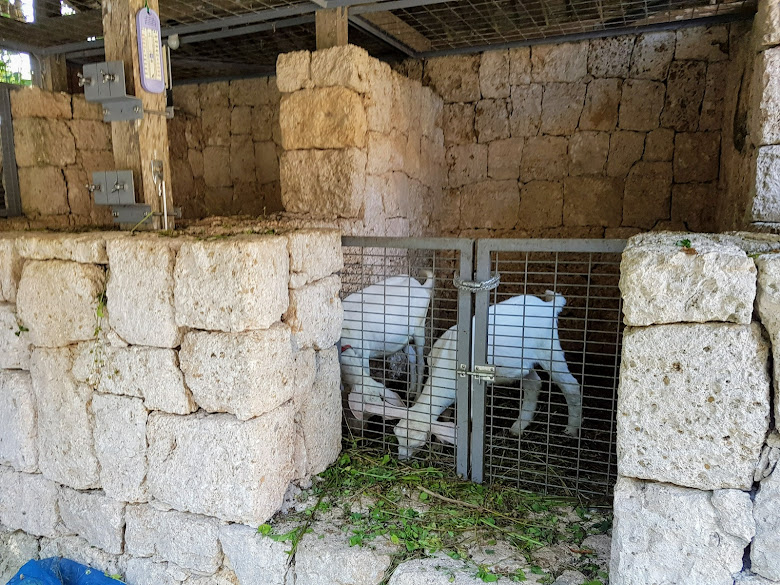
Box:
[81,61,143,122]
[91,170,135,206]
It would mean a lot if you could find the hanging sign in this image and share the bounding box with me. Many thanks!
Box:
[136,6,165,93]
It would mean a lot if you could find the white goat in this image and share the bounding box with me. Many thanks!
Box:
[341,271,435,418]
[394,291,582,460]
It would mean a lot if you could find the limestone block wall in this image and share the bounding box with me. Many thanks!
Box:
[276,45,445,238]
[417,24,738,238]
[612,232,780,585]
[0,229,344,584]
[4,87,113,228]
[169,77,283,220]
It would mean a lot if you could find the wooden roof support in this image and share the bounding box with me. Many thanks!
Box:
[316,6,348,50]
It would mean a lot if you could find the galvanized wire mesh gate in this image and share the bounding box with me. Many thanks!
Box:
[341,236,625,500]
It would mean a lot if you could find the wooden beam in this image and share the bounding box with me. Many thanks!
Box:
[102,0,173,229]
[361,11,431,52]
[316,7,348,50]
[31,54,69,91]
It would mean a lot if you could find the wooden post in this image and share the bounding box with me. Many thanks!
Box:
[102,0,173,229]
[315,7,348,50]
[31,55,69,92]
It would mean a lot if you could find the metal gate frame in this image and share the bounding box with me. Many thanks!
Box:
[470,238,627,483]
[341,236,475,478]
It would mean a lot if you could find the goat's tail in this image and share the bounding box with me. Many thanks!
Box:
[419,269,435,292]
[543,290,567,315]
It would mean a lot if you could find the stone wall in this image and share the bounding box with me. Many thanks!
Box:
[412,24,738,238]
[0,229,344,584]
[276,45,445,237]
[3,87,113,229]
[612,231,780,585]
[169,77,284,220]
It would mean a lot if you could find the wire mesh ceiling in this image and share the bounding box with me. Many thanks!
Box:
[0,0,756,83]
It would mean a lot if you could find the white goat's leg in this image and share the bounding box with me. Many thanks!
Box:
[406,344,418,405]
[546,347,582,437]
[411,327,426,401]
[510,371,542,437]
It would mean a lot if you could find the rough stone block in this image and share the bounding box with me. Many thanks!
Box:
[0,371,36,472]
[754,0,780,50]
[72,95,104,120]
[230,134,256,184]
[569,131,609,176]
[284,276,342,351]
[756,254,780,424]
[674,132,720,183]
[310,45,371,93]
[180,326,294,420]
[58,487,125,554]
[619,79,665,131]
[588,36,633,78]
[620,233,757,325]
[296,524,393,585]
[31,348,99,489]
[276,51,311,92]
[14,118,76,167]
[174,236,289,333]
[203,146,231,187]
[106,237,182,348]
[675,25,729,61]
[644,128,674,161]
[200,81,229,109]
[531,41,588,82]
[126,505,222,573]
[286,229,343,289]
[618,323,770,490]
[580,79,621,131]
[606,131,645,178]
[508,46,531,84]
[220,523,290,585]
[475,98,510,143]
[540,83,586,136]
[711,488,756,543]
[172,85,200,116]
[10,87,71,119]
[423,55,480,103]
[622,161,673,229]
[751,47,780,146]
[230,106,252,135]
[366,130,404,175]
[563,176,622,227]
[671,183,718,232]
[201,108,231,147]
[443,103,475,146]
[69,119,111,152]
[18,166,69,217]
[420,86,442,139]
[280,87,367,150]
[230,77,268,107]
[14,233,110,264]
[0,304,31,369]
[281,148,366,218]
[447,143,487,187]
[520,136,568,181]
[39,536,121,577]
[92,393,148,503]
[611,477,750,585]
[147,406,296,525]
[700,61,727,132]
[509,84,542,137]
[0,467,59,537]
[251,106,278,141]
[17,260,106,348]
[487,137,523,180]
[753,465,780,581]
[0,528,39,585]
[0,237,22,303]
[460,180,519,230]
[518,181,563,229]
[479,50,509,99]
[661,61,706,132]
[629,32,675,79]
[123,558,190,585]
[255,141,279,185]
[753,145,780,222]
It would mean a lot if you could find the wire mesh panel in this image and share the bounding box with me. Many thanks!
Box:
[472,239,626,501]
[341,236,473,478]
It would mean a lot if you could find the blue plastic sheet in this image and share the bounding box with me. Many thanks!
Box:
[5,558,124,585]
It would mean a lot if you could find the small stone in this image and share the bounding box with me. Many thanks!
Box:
[531,41,588,82]
[0,237,22,303]
[661,61,707,132]
[423,55,480,102]
[569,131,609,176]
[126,504,222,573]
[286,229,343,288]
[620,232,757,326]
[753,145,780,222]
[180,325,294,420]
[460,180,519,231]
[220,524,290,585]
[563,176,623,227]
[588,36,633,78]
[479,50,509,98]
[39,536,121,577]
[622,161,673,229]
[284,276,342,351]
[629,32,675,79]
[644,128,674,161]
[520,136,568,181]
[276,51,312,93]
[475,99,509,143]
[0,528,40,585]
[752,465,780,580]
[447,143,487,187]
[509,84,542,137]
[675,25,729,61]
[606,131,645,178]
[674,132,720,183]
[58,487,125,554]
[711,489,755,543]
[580,79,621,131]
[0,371,36,472]
[487,137,524,180]
[174,236,289,333]
[508,47,531,85]
[540,83,586,136]
[123,558,188,585]
[0,467,59,537]
[443,103,475,146]
[619,79,665,131]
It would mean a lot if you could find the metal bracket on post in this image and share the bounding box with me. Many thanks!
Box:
[458,364,495,383]
[82,61,144,122]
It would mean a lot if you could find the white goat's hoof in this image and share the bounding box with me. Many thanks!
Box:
[564,425,580,437]
[509,423,522,437]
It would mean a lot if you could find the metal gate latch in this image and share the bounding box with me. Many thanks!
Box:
[453,273,501,292]
[458,364,495,383]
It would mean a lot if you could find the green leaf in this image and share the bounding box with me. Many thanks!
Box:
[257,524,272,536]
[675,239,692,248]
[419,491,429,501]
[530,566,544,575]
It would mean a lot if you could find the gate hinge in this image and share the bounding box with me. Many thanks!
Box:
[458,364,495,383]
[453,273,500,293]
